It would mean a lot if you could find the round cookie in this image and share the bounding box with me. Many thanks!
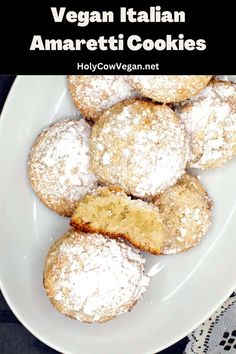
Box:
[43,229,150,323]
[154,173,212,254]
[68,75,137,121]
[126,75,212,103]
[28,119,98,216]
[174,80,236,169]
[90,99,189,198]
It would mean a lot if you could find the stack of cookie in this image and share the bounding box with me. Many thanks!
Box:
[28,75,236,323]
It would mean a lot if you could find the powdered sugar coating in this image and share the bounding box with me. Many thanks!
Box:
[90,99,190,198]
[154,173,212,254]
[44,230,150,323]
[127,75,212,103]
[68,75,137,121]
[28,119,98,216]
[174,80,236,169]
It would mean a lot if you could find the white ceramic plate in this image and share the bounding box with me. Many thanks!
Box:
[0,75,236,354]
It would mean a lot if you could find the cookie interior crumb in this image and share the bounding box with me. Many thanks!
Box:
[71,187,167,254]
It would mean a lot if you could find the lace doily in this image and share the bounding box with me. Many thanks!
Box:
[185,293,236,354]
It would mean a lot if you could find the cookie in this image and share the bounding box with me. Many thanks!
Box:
[68,75,137,121]
[174,80,236,169]
[126,75,212,103]
[90,99,189,198]
[71,187,168,254]
[43,229,150,323]
[28,119,98,216]
[154,173,212,254]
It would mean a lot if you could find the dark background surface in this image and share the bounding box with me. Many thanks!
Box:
[0,75,190,353]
